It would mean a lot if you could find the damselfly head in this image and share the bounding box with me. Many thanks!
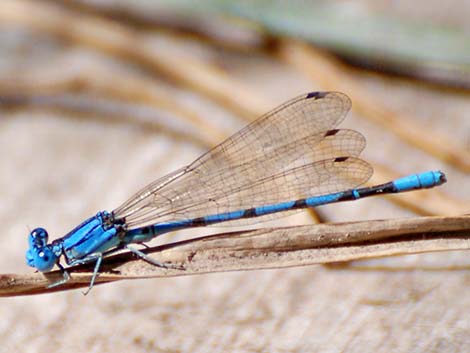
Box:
[26,228,57,271]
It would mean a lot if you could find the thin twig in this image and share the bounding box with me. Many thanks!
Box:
[1,215,469,296]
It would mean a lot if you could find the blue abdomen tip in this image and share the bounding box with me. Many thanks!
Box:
[419,170,446,187]
[436,171,447,184]
[393,170,446,192]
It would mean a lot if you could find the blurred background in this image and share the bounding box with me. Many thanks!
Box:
[1,0,469,352]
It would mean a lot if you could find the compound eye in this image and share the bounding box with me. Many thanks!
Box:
[29,228,49,248]
[31,228,48,240]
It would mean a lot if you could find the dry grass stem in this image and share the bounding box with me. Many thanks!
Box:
[1,215,468,296]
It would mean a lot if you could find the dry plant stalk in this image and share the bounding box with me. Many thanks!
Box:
[1,215,469,296]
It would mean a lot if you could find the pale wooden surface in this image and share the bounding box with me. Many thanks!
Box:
[1,2,470,352]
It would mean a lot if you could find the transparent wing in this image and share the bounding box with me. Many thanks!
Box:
[113,92,366,228]
[126,157,372,227]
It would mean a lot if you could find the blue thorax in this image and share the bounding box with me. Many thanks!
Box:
[25,211,123,271]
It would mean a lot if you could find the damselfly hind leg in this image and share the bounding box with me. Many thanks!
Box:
[125,245,185,270]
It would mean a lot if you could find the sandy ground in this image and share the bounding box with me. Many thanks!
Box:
[1,2,470,352]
